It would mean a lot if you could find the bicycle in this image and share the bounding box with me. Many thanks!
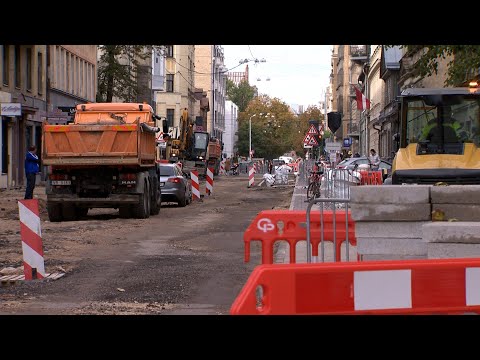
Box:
[307,169,323,200]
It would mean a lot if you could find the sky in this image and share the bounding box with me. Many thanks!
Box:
[222,45,332,108]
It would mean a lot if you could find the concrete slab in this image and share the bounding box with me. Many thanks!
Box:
[423,222,480,244]
[431,204,480,222]
[355,221,429,239]
[357,237,427,255]
[431,185,480,204]
[350,185,431,204]
[428,243,480,259]
[351,203,431,221]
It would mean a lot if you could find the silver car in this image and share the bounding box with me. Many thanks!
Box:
[159,163,192,207]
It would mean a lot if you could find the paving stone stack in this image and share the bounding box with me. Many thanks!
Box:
[426,185,480,258]
[350,185,432,260]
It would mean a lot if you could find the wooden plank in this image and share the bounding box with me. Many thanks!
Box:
[1,275,17,281]
[50,273,65,280]
[10,275,23,281]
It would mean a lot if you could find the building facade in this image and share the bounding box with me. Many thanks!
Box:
[195,45,227,142]
[155,45,196,132]
[48,45,97,123]
[227,64,249,85]
[0,45,47,189]
[224,100,239,159]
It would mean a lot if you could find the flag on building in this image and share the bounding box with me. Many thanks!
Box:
[353,85,371,110]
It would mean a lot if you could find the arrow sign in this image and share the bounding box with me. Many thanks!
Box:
[307,124,319,135]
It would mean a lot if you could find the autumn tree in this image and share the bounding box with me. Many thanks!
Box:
[396,45,480,86]
[97,45,162,103]
[236,95,300,159]
[226,79,257,112]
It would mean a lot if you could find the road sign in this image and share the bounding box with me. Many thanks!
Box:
[303,133,312,144]
[303,144,313,148]
[307,124,319,135]
[306,136,319,146]
[325,141,342,151]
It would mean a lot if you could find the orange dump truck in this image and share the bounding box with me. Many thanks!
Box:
[42,103,162,221]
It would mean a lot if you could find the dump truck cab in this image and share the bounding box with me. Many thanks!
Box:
[391,86,480,184]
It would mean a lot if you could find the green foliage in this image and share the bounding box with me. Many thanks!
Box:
[235,96,323,159]
[226,80,256,112]
[97,45,161,103]
[396,45,480,86]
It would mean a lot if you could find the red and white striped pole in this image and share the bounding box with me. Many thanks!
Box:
[191,170,200,200]
[18,199,45,280]
[219,160,226,175]
[206,167,214,196]
[248,166,255,188]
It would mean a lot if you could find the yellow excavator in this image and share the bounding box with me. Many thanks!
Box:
[389,83,480,184]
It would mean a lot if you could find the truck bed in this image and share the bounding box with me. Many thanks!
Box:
[42,122,156,166]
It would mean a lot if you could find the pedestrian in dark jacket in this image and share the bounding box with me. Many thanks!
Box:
[24,145,40,199]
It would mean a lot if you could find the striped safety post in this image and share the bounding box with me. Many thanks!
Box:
[219,160,226,175]
[206,167,214,196]
[248,166,255,188]
[190,170,200,200]
[18,199,45,280]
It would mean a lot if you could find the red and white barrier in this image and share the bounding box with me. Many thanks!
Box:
[219,160,226,175]
[18,199,45,280]
[231,258,480,315]
[248,166,255,187]
[206,167,214,195]
[190,170,200,200]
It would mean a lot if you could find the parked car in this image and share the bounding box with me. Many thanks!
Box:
[336,156,392,180]
[159,163,192,207]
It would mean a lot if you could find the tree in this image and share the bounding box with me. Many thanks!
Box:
[97,45,161,103]
[397,45,480,86]
[226,79,256,112]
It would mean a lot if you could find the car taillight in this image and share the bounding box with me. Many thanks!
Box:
[168,177,182,183]
[119,173,137,181]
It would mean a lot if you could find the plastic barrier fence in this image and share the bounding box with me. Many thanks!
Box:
[230,258,480,315]
[244,210,356,264]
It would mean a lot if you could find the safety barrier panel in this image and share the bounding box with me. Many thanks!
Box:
[18,199,45,280]
[244,209,355,264]
[190,170,200,200]
[206,167,214,195]
[359,170,383,185]
[230,258,480,315]
[248,166,255,187]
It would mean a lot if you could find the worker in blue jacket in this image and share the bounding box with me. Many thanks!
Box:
[24,145,40,199]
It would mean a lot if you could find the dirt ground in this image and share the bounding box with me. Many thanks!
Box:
[0,176,294,314]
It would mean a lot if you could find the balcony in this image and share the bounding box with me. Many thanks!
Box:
[350,45,368,61]
[347,122,359,137]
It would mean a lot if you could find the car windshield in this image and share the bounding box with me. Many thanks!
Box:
[160,165,175,176]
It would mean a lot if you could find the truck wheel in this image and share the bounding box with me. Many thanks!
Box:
[119,206,131,218]
[76,208,88,218]
[47,202,63,222]
[133,180,150,219]
[150,176,161,215]
[62,204,77,221]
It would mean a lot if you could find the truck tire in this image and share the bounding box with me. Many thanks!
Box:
[132,180,150,219]
[150,176,161,215]
[47,202,63,222]
[62,204,77,221]
[119,206,131,218]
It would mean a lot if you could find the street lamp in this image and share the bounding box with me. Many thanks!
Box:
[249,112,275,161]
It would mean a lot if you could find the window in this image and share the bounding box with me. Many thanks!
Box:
[166,109,174,128]
[66,52,70,93]
[2,45,8,86]
[26,48,33,91]
[165,46,173,57]
[14,45,20,88]
[37,52,43,94]
[166,74,174,92]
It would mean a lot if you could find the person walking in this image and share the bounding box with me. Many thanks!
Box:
[368,148,380,171]
[24,145,40,199]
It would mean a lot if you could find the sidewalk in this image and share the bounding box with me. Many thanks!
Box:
[274,168,357,264]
